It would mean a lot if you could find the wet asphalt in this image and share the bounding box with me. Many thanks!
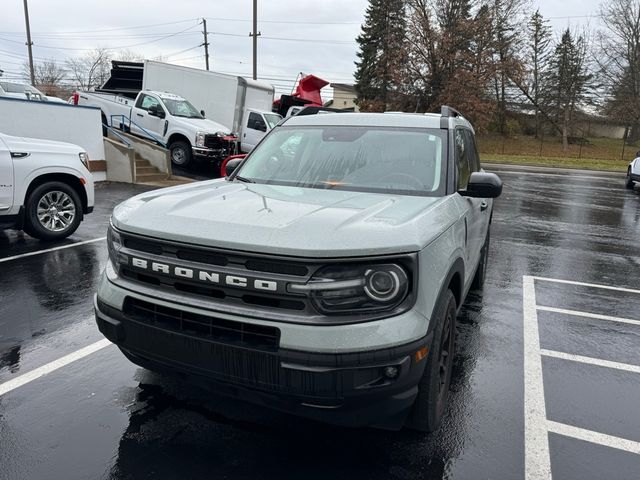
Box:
[0,168,639,480]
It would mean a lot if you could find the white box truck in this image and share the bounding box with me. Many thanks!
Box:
[142,61,282,153]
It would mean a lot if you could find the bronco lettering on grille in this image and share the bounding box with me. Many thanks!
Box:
[129,257,278,292]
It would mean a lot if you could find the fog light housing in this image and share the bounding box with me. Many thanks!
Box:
[383,366,399,379]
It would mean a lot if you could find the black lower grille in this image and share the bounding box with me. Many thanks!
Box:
[123,298,280,351]
[204,135,237,156]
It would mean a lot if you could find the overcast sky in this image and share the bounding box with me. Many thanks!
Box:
[0,0,603,99]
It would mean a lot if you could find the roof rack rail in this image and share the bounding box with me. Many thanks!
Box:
[440,105,463,128]
[294,106,348,116]
[441,105,463,118]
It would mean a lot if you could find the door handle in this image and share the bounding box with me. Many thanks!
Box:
[136,113,143,117]
[480,201,488,211]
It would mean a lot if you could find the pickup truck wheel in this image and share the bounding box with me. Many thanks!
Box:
[406,289,457,432]
[626,169,635,189]
[471,229,490,290]
[24,182,82,241]
[170,141,192,167]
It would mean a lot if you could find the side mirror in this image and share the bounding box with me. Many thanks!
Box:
[200,110,206,117]
[148,105,165,118]
[225,158,243,177]
[459,172,502,198]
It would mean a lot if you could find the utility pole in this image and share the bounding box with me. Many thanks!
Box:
[250,0,261,80]
[22,0,35,86]
[201,18,210,71]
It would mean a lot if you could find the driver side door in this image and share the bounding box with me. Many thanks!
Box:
[455,128,485,283]
[131,94,166,140]
[242,111,267,152]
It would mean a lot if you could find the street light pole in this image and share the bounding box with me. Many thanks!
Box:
[22,0,35,86]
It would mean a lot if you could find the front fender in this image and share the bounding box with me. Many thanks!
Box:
[17,165,91,207]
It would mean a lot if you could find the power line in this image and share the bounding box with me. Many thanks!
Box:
[206,16,361,25]
[0,24,200,51]
[208,31,356,45]
[0,19,199,36]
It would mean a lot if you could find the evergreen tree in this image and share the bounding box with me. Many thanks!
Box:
[546,29,591,150]
[527,9,552,138]
[354,0,408,111]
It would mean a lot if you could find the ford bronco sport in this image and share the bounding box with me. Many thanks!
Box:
[95,107,502,431]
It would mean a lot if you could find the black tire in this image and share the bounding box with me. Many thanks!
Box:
[170,140,192,167]
[626,169,635,189]
[471,228,491,290]
[406,289,457,432]
[24,182,82,241]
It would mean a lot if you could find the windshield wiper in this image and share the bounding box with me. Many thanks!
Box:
[234,175,254,183]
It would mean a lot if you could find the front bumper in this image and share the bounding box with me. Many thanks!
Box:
[193,146,227,160]
[95,294,432,428]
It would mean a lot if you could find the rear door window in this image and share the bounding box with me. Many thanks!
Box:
[455,128,471,189]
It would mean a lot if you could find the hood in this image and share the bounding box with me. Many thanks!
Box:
[112,180,462,257]
[172,116,231,135]
[0,133,83,155]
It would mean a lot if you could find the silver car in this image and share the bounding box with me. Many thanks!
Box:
[95,107,502,431]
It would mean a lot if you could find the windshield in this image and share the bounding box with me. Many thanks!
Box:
[264,113,282,129]
[235,126,446,196]
[161,98,203,118]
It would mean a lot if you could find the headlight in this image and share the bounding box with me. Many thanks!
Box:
[195,131,206,147]
[107,222,124,272]
[79,152,89,168]
[289,263,411,315]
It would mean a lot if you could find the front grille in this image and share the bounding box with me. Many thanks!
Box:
[204,135,238,156]
[118,232,312,315]
[123,298,280,351]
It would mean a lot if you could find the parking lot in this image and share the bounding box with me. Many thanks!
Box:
[1,167,639,480]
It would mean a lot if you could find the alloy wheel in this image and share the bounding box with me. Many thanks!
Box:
[36,191,76,232]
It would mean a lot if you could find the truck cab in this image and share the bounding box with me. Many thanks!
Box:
[76,89,239,169]
[240,109,282,152]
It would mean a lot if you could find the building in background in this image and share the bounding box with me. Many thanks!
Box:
[327,83,359,111]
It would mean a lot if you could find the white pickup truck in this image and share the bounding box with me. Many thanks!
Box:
[74,89,239,168]
[0,132,94,240]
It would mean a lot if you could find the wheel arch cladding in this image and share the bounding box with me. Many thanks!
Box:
[26,174,88,214]
[427,258,464,335]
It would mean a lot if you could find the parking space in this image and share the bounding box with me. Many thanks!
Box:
[0,167,639,480]
[523,276,640,479]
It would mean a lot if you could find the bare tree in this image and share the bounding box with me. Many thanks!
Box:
[22,58,67,97]
[404,0,498,131]
[488,0,527,135]
[66,48,111,90]
[597,0,640,143]
[114,49,144,62]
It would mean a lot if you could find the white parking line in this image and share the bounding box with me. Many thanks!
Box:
[0,339,112,397]
[523,276,552,479]
[490,169,622,181]
[523,275,640,479]
[532,276,640,295]
[0,236,106,264]
[547,421,640,455]
[541,349,640,374]
[537,306,640,327]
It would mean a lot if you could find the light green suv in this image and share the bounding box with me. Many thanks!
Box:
[95,106,502,431]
